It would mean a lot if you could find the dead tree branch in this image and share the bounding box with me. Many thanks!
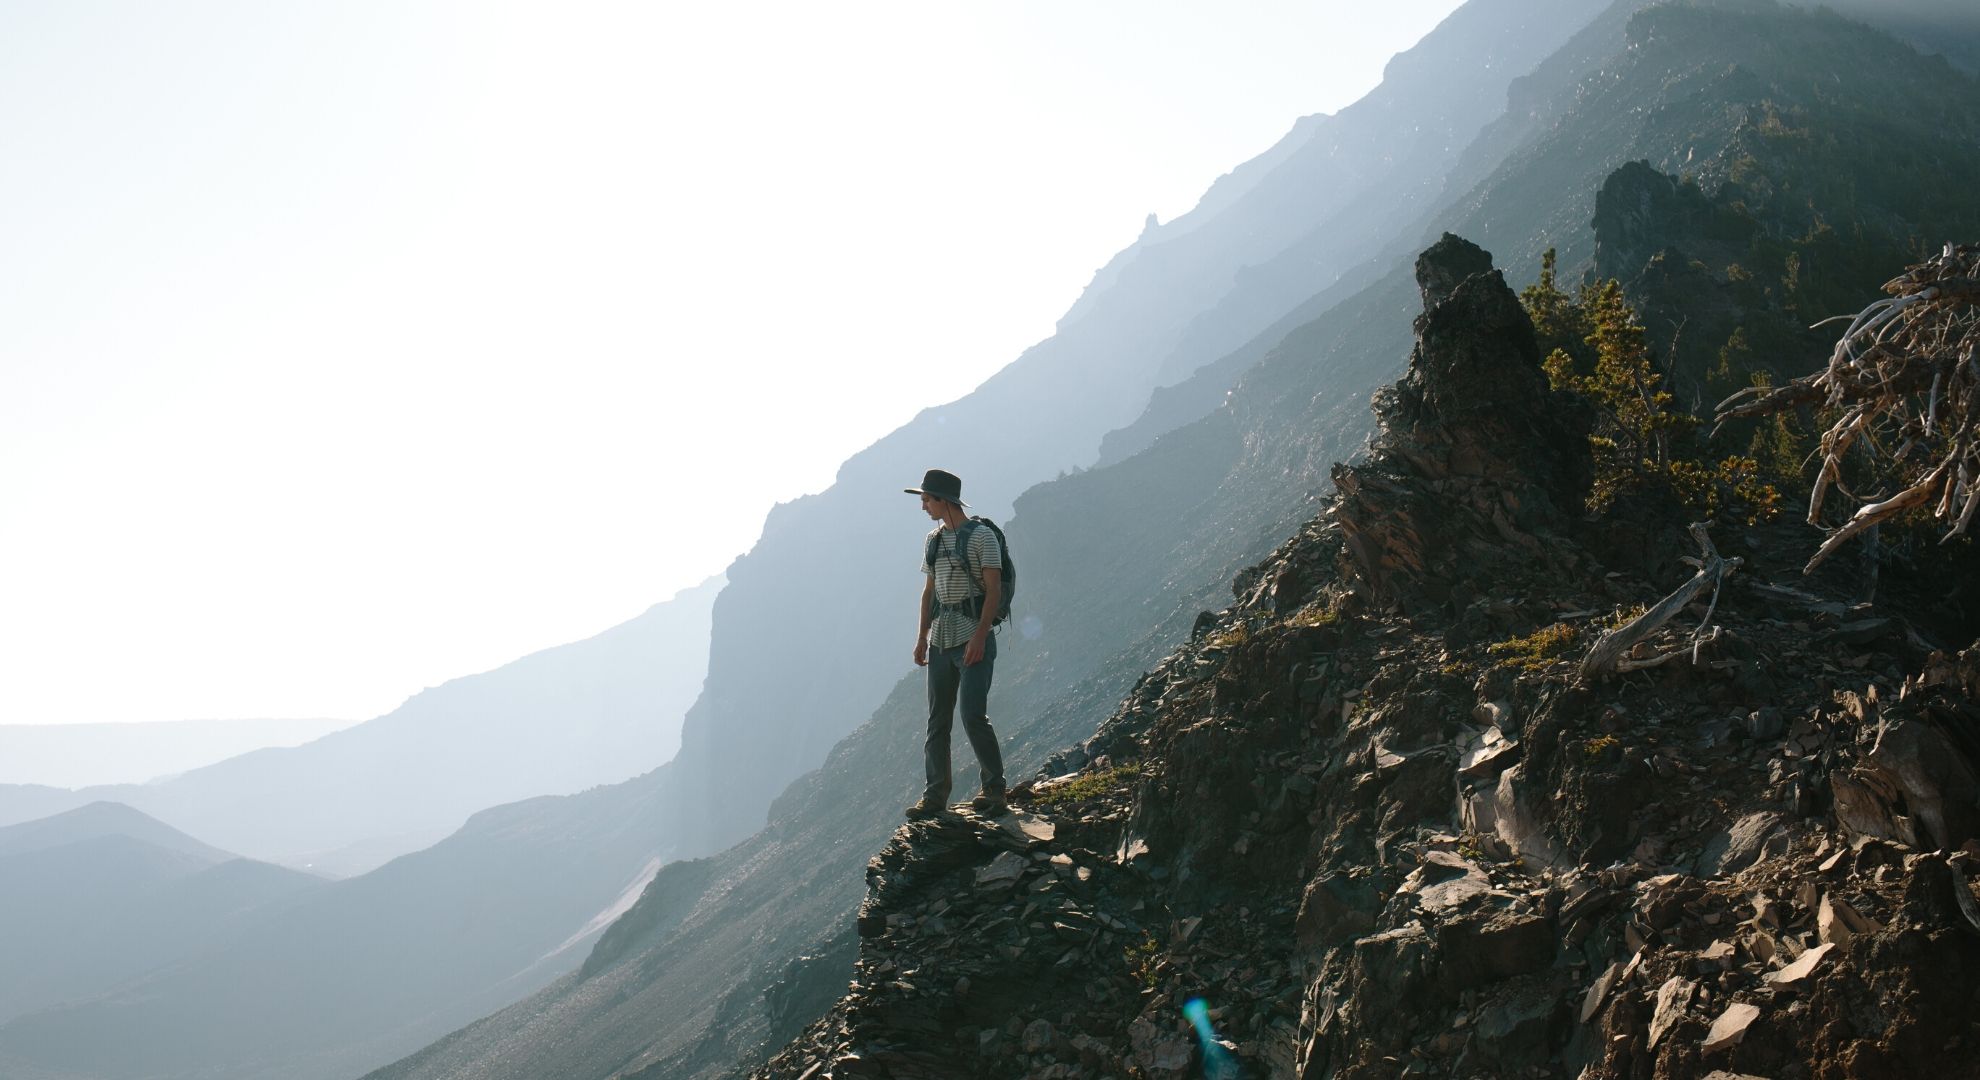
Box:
[1580,523,1744,680]
[1711,244,1980,572]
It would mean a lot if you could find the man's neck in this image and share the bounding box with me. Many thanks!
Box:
[938,505,967,530]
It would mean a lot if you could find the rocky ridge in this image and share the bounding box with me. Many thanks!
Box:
[750,237,1980,1079]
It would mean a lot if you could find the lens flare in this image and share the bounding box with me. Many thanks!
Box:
[1181,997,1241,1078]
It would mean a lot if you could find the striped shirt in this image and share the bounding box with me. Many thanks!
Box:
[922,523,1003,650]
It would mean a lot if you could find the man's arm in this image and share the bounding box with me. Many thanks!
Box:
[964,568,1000,666]
[914,574,934,666]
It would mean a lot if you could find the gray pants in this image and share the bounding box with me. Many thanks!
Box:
[923,636,1004,803]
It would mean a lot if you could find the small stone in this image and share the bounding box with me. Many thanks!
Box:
[1022,1018,1055,1053]
[1701,1001,1760,1054]
[1698,940,1736,971]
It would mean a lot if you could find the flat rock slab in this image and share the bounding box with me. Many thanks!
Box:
[1648,976,1696,1049]
[1011,815,1056,843]
[1701,1001,1761,1054]
[1580,959,1626,1023]
[1701,812,1786,877]
[975,851,1030,887]
[1766,941,1835,985]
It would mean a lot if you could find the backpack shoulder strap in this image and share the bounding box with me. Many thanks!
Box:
[953,519,980,581]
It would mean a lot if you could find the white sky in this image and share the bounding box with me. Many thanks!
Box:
[0,1,1461,726]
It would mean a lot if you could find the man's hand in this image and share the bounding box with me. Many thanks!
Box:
[964,633,986,666]
[914,639,929,667]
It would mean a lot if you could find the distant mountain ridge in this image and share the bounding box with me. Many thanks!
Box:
[0,574,722,876]
[0,782,665,1080]
[0,799,231,861]
[0,802,323,1024]
[0,717,353,789]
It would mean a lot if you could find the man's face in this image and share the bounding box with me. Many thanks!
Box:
[920,494,946,521]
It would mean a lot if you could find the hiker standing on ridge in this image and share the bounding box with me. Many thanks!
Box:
[904,468,1007,818]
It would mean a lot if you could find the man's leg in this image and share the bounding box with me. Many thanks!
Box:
[921,645,963,805]
[958,635,1004,798]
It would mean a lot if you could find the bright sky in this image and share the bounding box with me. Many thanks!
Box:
[0,1,1461,726]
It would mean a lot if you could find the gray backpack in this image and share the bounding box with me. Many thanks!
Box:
[924,517,1016,625]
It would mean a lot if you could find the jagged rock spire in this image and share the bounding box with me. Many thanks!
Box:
[1333,236,1593,609]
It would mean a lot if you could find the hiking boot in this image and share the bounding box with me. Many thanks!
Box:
[970,790,1008,816]
[904,798,946,820]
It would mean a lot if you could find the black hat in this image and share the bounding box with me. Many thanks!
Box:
[904,468,967,507]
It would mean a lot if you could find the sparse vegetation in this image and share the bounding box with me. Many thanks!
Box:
[1285,601,1341,629]
[1205,623,1251,650]
[1124,933,1160,991]
[1603,603,1648,630]
[1032,761,1144,807]
[1486,622,1582,673]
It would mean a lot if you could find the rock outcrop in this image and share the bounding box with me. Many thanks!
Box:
[755,239,1980,1079]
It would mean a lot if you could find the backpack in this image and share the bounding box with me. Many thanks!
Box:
[925,517,1016,626]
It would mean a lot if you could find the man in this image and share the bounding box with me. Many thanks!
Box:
[903,468,1006,818]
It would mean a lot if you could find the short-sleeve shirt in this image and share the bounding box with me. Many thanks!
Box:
[923,523,1003,650]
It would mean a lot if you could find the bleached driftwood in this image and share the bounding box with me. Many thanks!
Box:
[1713,245,1980,572]
[1580,524,1743,680]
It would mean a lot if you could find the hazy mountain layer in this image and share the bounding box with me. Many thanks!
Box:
[0,718,352,789]
[0,574,721,876]
[0,803,323,1024]
[0,782,666,1080]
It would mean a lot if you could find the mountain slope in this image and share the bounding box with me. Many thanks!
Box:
[363,3,1980,1078]
[0,574,721,875]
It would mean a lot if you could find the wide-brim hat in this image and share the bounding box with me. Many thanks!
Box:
[904,468,967,507]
